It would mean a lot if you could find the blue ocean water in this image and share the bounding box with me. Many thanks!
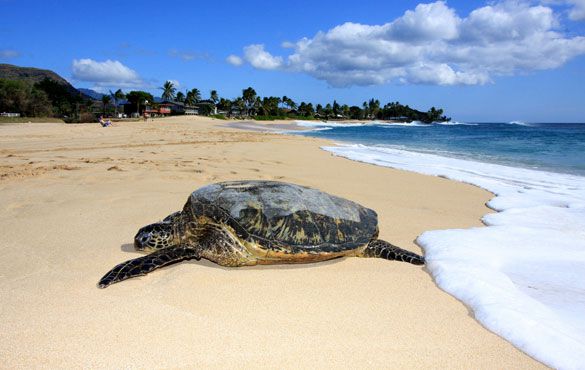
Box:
[288,120,585,369]
[296,121,585,176]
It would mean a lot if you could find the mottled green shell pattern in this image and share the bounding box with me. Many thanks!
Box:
[186,181,378,253]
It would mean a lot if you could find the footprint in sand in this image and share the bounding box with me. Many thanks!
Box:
[107,166,123,172]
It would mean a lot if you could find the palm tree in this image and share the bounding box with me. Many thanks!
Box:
[316,103,324,117]
[109,89,125,116]
[210,90,219,104]
[161,81,176,101]
[185,88,201,106]
[101,95,111,115]
[368,98,380,119]
[219,98,232,117]
[332,100,340,116]
[192,88,201,102]
[253,96,262,116]
[324,103,333,120]
[185,90,194,106]
[234,97,245,117]
[242,87,257,117]
[176,91,185,103]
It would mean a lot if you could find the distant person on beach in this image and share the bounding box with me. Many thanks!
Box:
[99,116,112,127]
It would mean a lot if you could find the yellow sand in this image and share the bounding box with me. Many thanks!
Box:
[0,116,545,368]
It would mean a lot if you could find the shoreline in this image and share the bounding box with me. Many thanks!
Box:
[0,116,545,368]
[254,118,585,368]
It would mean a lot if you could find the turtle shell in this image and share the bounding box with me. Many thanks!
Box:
[187,181,378,252]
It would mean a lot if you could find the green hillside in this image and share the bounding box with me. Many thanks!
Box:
[0,64,82,96]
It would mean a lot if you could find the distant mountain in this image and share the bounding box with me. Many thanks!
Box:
[78,88,105,100]
[0,63,92,100]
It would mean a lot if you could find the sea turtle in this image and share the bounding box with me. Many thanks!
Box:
[98,180,424,288]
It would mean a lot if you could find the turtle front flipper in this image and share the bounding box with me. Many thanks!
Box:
[361,239,424,265]
[98,247,198,288]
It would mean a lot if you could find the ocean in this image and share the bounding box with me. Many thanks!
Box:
[292,120,585,369]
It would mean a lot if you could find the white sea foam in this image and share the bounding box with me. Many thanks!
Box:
[508,120,534,127]
[322,143,585,369]
[294,120,365,128]
[434,120,479,126]
[380,120,429,127]
[294,120,429,128]
[276,127,333,134]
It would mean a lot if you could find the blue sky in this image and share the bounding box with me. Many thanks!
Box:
[1,0,584,122]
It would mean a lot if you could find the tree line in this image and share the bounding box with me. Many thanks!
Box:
[1,77,450,123]
[158,82,450,123]
[0,78,78,118]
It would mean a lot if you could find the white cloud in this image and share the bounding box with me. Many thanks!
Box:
[566,0,585,20]
[226,54,243,66]
[0,49,19,58]
[71,59,144,88]
[543,0,585,20]
[243,44,283,69]
[229,1,585,86]
[386,1,460,41]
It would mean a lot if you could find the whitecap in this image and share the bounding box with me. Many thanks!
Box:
[294,120,364,128]
[508,120,534,127]
[434,121,479,126]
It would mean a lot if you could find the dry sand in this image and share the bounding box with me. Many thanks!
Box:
[0,116,545,368]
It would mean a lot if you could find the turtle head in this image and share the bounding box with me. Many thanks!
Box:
[134,222,177,251]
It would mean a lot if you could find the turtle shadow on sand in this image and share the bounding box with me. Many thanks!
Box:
[98,181,425,288]
[120,242,349,272]
[120,243,138,253]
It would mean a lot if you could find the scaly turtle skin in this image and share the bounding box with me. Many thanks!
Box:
[98,181,424,288]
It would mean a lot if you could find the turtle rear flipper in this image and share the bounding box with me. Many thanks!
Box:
[361,239,424,265]
[98,247,198,288]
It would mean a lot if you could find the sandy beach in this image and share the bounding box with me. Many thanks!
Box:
[0,116,545,368]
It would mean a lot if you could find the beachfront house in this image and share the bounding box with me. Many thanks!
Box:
[160,100,217,116]
[193,100,217,115]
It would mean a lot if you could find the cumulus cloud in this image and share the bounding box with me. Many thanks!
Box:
[71,59,144,88]
[229,1,585,86]
[0,49,20,58]
[226,54,243,66]
[565,0,585,20]
[243,44,283,69]
[387,1,460,41]
[544,0,585,19]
